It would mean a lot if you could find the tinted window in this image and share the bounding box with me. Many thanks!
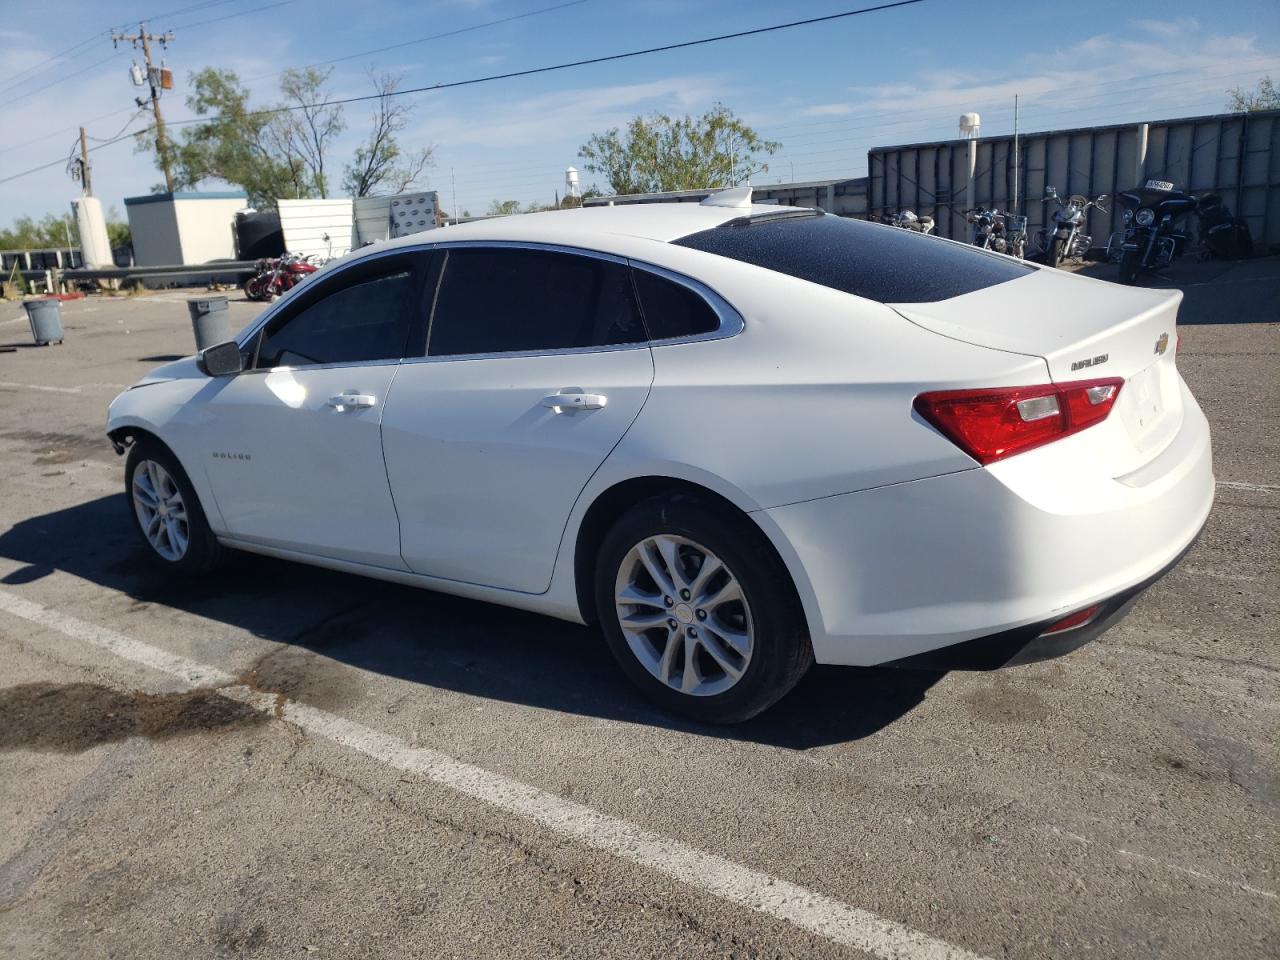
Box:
[256,270,417,368]
[632,268,719,340]
[674,213,1032,303]
[428,248,644,357]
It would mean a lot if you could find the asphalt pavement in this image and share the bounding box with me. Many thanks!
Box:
[0,262,1276,959]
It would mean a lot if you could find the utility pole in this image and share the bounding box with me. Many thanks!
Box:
[112,22,175,192]
[77,126,92,196]
[1012,94,1019,213]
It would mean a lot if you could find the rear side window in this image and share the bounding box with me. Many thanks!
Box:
[255,269,417,368]
[632,268,719,340]
[674,213,1032,303]
[428,247,645,356]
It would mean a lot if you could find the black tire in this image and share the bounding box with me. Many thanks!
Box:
[1118,249,1141,285]
[594,493,813,724]
[124,437,226,576]
[1048,237,1065,268]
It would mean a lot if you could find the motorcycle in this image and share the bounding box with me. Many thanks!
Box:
[965,207,1010,253]
[243,253,320,302]
[1195,192,1254,262]
[1106,180,1198,284]
[1003,212,1028,260]
[888,209,935,234]
[1037,187,1108,268]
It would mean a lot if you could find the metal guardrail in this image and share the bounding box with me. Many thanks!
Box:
[62,261,258,282]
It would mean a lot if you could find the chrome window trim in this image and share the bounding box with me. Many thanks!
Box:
[233,242,437,352]
[408,240,742,364]
[234,357,402,376]
[625,259,744,346]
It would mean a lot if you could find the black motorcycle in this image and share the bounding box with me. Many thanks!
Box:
[1108,179,1198,284]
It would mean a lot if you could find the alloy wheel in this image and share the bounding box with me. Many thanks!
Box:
[613,534,754,697]
[132,459,189,561]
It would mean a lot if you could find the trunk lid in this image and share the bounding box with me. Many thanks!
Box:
[892,266,1184,470]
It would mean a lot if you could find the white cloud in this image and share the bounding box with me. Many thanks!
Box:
[1133,17,1200,38]
[785,25,1280,143]
[801,103,855,117]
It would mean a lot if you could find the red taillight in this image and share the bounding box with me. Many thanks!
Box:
[914,377,1123,465]
[1041,604,1101,636]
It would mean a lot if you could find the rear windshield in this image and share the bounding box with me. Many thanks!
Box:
[673,212,1032,303]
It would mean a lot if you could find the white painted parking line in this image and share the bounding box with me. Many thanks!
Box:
[1216,480,1278,493]
[0,587,985,960]
[0,381,81,394]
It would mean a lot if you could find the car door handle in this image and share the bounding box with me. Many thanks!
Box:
[542,391,607,411]
[327,393,377,409]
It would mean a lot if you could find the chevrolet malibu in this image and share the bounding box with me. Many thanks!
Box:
[106,188,1213,722]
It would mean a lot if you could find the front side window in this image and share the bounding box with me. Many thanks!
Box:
[427,247,645,357]
[255,269,418,369]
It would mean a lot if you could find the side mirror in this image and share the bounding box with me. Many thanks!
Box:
[197,340,244,377]
[1044,186,1057,198]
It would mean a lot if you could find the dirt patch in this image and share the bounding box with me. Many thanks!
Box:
[0,682,264,753]
[236,645,359,717]
[1,429,107,465]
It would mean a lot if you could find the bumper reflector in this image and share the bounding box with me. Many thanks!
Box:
[1040,605,1102,636]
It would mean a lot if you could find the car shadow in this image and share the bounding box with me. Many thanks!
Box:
[0,494,943,750]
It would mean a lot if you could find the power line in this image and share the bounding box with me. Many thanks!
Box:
[0,1,929,188]
[0,53,126,108]
[168,0,294,32]
[0,107,136,159]
[244,0,593,83]
[0,124,150,186]
[164,1,928,130]
[0,32,107,91]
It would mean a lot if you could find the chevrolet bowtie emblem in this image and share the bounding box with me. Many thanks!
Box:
[1154,332,1169,355]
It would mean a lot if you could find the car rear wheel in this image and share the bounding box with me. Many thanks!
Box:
[595,493,812,723]
[125,438,225,575]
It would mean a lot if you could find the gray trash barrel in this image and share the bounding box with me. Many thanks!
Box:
[23,299,64,345]
[187,296,231,351]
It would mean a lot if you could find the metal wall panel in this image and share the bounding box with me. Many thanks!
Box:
[868,109,1280,251]
[277,198,354,259]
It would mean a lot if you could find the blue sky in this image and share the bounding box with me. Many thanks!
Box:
[1,0,1278,223]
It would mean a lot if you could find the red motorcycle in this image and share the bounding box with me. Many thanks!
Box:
[243,254,320,302]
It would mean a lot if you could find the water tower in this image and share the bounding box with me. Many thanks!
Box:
[564,166,581,200]
[960,113,981,221]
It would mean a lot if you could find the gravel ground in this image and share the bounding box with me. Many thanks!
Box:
[0,261,1276,960]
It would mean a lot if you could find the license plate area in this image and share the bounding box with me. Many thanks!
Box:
[1121,363,1169,452]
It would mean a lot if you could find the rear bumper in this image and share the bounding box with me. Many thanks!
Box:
[758,381,1214,666]
[882,531,1199,671]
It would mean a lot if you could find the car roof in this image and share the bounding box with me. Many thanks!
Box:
[378,201,793,249]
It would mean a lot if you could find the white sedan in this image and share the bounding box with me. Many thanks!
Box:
[107,188,1213,722]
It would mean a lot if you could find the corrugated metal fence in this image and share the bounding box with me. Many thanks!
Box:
[868,109,1280,252]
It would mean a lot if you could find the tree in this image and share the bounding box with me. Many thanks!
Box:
[1227,76,1280,112]
[0,213,74,248]
[105,206,131,250]
[342,71,434,197]
[270,67,346,198]
[487,199,522,216]
[162,68,308,206]
[578,103,779,196]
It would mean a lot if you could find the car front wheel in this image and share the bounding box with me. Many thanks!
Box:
[125,438,225,575]
[595,494,812,723]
